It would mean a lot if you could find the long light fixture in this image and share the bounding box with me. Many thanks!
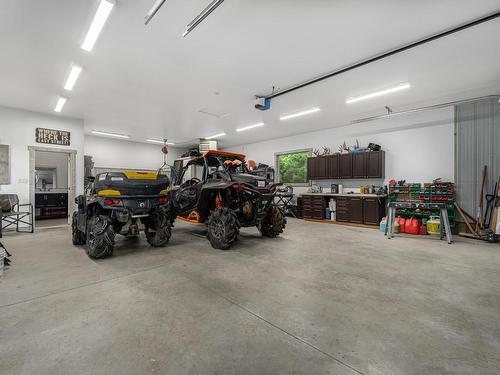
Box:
[183,0,224,37]
[205,132,226,139]
[81,0,114,52]
[236,122,264,132]
[54,97,67,113]
[144,0,167,25]
[346,83,411,104]
[92,130,130,139]
[64,65,83,91]
[280,107,320,121]
[146,138,175,145]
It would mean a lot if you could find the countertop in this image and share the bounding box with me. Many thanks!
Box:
[300,193,387,198]
[35,191,68,194]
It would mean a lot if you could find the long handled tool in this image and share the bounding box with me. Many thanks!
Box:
[490,173,500,232]
[484,180,498,228]
[476,165,487,232]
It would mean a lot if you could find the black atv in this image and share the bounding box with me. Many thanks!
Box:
[171,150,286,250]
[72,171,173,258]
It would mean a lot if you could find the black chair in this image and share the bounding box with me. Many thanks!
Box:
[0,194,34,237]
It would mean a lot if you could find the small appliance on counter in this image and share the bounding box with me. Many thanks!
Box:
[331,184,339,194]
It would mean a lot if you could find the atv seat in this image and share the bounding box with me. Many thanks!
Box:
[0,194,34,237]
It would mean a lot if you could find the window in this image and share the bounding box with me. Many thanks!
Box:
[275,149,311,185]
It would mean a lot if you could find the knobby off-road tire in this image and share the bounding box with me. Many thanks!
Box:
[86,215,115,258]
[145,209,172,247]
[259,206,287,238]
[207,207,239,250]
[72,211,86,245]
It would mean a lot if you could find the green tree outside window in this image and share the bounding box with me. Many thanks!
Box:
[277,151,309,184]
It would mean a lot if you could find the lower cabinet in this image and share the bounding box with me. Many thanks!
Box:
[363,197,384,225]
[302,195,386,225]
[335,197,349,222]
[347,197,363,224]
[302,195,326,219]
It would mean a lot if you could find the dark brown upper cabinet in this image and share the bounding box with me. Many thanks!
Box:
[307,151,385,180]
[338,154,353,178]
[328,154,339,179]
[366,151,385,178]
[317,156,328,179]
[307,157,316,180]
[352,153,367,178]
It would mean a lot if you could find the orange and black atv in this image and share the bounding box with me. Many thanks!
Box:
[170,150,286,250]
[72,171,173,258]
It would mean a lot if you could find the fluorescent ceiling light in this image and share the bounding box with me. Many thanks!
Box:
[346,83,411,104]
[64,65,83,91]
[81,0,114,52]
[54,97,67,113]
[145,0,167,25]
[183,0,224,37]
[236,122,264,132]
[92,130,130,139]
[280,107,320,121]
[146,138,175,145]
[205,132,226,139]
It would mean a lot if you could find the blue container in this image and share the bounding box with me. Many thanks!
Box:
[379,218,387,233]
[325,208,331,220]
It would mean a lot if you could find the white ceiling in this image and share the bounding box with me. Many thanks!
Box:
[1,0,500,148]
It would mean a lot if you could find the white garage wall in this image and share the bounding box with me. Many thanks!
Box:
[0,105,84,203]
[226,107,455,190]
[84,135,187,171]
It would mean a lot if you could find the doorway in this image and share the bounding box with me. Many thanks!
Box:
[28,146,77,230]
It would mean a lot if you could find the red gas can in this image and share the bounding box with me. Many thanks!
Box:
[406,218,420,235]
[396,216,406,233]
[419,223,428,235]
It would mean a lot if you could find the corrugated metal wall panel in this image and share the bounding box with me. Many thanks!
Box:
[455,97,500,219]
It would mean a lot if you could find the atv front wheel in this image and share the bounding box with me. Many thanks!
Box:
[259,206,287,238]
[207,207,239,250]
[86,215,115,258]
[72,211,86,245]
[145,209,172,247]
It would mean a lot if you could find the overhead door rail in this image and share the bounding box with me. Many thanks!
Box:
[258,10,500,102]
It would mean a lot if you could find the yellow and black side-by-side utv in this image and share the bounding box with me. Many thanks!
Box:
[72,171,173,258]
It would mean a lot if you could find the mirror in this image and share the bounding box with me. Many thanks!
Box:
[35,168,57,191]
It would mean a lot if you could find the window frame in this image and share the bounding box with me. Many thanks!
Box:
[274,148,312,187]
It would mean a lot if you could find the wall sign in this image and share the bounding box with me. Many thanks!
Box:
[35,128,71,146]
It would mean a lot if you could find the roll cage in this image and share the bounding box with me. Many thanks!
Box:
[174,154,248,186]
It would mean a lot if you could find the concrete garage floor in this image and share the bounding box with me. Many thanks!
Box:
[1,219,499,375]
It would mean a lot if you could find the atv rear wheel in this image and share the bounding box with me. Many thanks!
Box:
[86,215,115,258]
[207,207,239,250]
[145,209,172,247]
[259,206,287,238]
[72,211,86,245]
